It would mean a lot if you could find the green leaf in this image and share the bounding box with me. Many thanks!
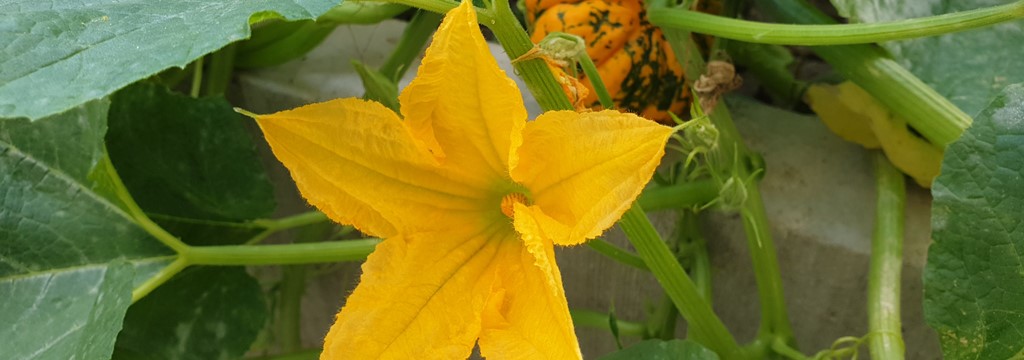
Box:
[114,267,268,360]
[0,0,340,120]
[0,103,174,360]
[828,0,1024,116]
[0,100,108,182]
[1,261,134,360]
[598,339,720,360]
[107,82,275,224]
[924,84,1024,359]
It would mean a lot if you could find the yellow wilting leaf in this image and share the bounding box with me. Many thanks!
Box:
[806,81,942,188]
[805,84,881,148]
[246,2,673,359]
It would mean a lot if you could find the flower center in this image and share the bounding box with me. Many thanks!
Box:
[500,192,530,218]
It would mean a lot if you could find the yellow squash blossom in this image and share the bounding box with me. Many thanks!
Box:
[252,1,672,358]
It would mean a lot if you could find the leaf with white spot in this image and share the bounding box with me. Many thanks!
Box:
[114,267,268,360]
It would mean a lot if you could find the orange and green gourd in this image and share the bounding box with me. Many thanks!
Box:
[524,0,696,123]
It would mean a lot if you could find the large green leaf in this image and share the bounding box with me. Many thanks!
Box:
[0,102,174,360]
[107,82,275,225]
[828,0,1024,116]
[114,267,268,360]
[0,0,339,120]
[924,84,1024,359]
[598,339,719,360]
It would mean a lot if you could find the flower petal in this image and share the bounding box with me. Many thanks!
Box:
[511,110,672,245]
[478,202,582,359]
[399,0,526,182]
[256,98,492,238]
[321,226,509,359]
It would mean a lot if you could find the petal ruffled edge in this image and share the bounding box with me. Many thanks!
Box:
[511,110,673,245]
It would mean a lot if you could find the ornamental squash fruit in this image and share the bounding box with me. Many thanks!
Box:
[524,0,701,123]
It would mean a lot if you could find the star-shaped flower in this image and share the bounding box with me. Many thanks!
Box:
[252,2,672,358]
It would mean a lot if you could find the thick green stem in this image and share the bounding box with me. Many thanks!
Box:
[379,10,443,82]
[620,204,741,358]
[649,1,1024,45]
[868,152,906,359]
[638,179,718,211]
[487,0,575,111]
[185,239,380,266]
[570,309,648,337]
[754,0,970,147]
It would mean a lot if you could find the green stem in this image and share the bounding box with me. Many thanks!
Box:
[677,210,712,340]
[657,19,795,344]
[576,51,614,109]
[252,211,329,231]
[368,0,467,20]
[131,257,187,302]
[247,349,321,360]
[771,337,810,360]
[205,44,236,96]
[587,238,649,271]
[185,239,380,266]
[279,266,307,352]
[650,294,679,339]
[739,189,793,340]
[648,1,1024,45]
[570,309,648,337]
[278,221,334,352]
[724,41,807,107]
[379,10,444,82]
[619,204,741,358]
[638,179,718,211]
[754,0,971,147]
[190,55,204,98]
[318,2,411,24]
[681,211,712,300]
[868,152,906,359]
[99,154,189,253]
[487,0,575,111]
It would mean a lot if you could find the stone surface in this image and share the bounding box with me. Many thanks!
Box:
[237,20,939,359]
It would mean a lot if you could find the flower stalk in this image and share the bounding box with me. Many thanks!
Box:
[619,205,742,357]
[868,152,906,359]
